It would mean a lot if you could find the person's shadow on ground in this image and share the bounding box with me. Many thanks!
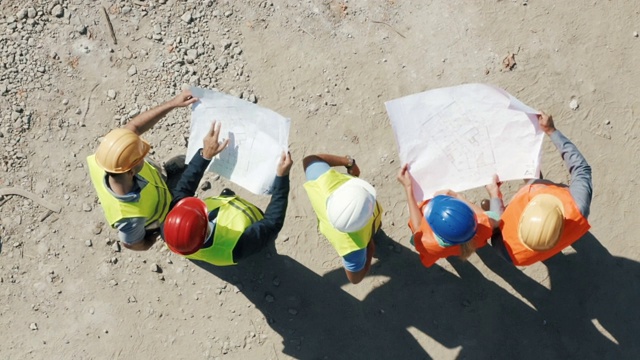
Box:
[194,230,637,359]
[476,231,640,359]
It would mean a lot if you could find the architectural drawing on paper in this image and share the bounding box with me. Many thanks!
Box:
[424,101,495,172]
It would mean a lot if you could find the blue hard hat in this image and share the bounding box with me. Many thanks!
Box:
[425,195,477,245]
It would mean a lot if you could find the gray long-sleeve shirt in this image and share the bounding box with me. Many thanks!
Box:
[536,130,593,218]
[490,129,593,263]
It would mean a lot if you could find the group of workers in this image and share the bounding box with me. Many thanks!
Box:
[87,89,593,284]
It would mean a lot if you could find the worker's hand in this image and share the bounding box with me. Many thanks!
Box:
[276,151,293,176]
[538,112,556,135]
[171,89,199,108]
[396,164,414,190]
[202,121,229,160]
[485,174,502,198]
[347,163,360,177]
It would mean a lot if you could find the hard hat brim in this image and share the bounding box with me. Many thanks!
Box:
[175,197,208,216]
[128,138,151,170]
[340,178,377,199]
[94,131,152,173]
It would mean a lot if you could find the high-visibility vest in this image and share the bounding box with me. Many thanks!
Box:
[304,169,383,257]
[185,196,264,266]
[410,199,493,268]
[87,155,171,227]
[500,183,590,266]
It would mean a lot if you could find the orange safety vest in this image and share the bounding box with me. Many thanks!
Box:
[409,200,493,268]
[500,183,590,266]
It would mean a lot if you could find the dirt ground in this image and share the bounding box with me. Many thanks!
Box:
[1,0,639,359]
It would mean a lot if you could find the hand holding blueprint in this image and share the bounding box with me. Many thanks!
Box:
[186,87,290,195]
[385,83,543,201]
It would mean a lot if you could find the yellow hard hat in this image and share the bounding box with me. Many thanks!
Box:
[518,194,565,251]
[95,128,150,173]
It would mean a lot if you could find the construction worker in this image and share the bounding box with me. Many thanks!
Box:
[396,165,501,267]
[87,90,198,251]
[162,121,293,265]
[492,112,592,265]
[302,154,383,284]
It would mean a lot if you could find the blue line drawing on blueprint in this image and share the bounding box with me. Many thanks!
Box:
[423,101,495,171]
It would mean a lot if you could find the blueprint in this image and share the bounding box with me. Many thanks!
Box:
[186,87,290,195]
[385,83,543,201]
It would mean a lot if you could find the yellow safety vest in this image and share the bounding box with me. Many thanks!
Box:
[303,169,383,256]
[87,155,172,227]
[185,196,264,266]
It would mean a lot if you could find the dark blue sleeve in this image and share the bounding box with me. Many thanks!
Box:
[232,175,290,261]
[169,149,211,209]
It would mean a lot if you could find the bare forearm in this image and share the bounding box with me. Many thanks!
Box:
[405,187,423,231]
[303,154,350,169]
[125,101,177,136]
[489,197,505,216]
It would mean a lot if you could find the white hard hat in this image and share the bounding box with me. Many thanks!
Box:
[326,178,377,233]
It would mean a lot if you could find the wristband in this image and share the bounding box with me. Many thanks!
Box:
[345,155,355,169]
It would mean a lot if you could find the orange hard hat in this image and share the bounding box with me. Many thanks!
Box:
[95,128,150,173]
[163,197,209,255]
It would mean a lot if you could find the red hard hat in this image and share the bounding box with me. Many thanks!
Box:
[163,197,209,255]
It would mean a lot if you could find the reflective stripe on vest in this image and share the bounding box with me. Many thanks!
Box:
[86,155,172,227]
[303,169,383,257]
[185,196,264,266]
[411,199,493,268]
[500,183,590,266]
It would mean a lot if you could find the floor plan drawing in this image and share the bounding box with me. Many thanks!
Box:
[386,83,543,200]
[186,87,290,195]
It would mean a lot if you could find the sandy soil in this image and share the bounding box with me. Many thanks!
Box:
[1,0,639,359]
